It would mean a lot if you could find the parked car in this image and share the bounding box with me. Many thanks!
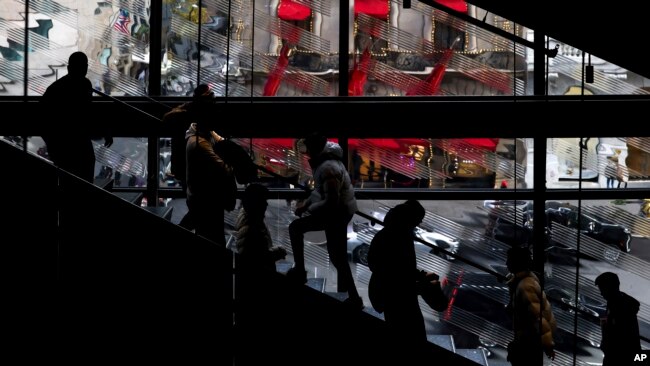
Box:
[484,200,632,254]
[545,201,631,253]
[483,200,534,246]
[347,215,460,266]
[490,264,606,321]
[442,269,603,358]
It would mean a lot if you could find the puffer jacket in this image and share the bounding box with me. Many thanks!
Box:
[507,271,557,351]
[304,141,357,216]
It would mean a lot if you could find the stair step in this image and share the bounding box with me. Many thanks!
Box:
[455,348,489,366]
[363,306,384,320]
[427,334,456,353]
[275,261,293,273]
[114,192,144,205]
[306,277,326,292]
[143,206,174,221]
[94,177,113,190]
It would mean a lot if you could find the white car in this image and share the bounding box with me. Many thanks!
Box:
[347,216,460,266]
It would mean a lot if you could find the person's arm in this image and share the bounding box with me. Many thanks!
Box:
[294,198,312,217]
[305,167,340,215]
[196,136,227,166]
[211,131,224,142]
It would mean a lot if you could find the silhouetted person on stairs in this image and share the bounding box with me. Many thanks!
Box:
[287,133,363,310]
[41,51,112,183]
[595,272,641,366]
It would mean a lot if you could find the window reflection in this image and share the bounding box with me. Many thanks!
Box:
[546,137,650,189]
[347,138,526,189]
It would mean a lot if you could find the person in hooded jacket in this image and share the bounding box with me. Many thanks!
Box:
[595,272,641,366]
[506,246,557,366]
[367,200,441,360]
[286,133,362,310]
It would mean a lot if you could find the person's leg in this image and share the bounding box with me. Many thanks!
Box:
[325,214,360,300]
[178,182,194,230]
[191,201,225,246]
[288,214,324,271]
[178,211,194,230]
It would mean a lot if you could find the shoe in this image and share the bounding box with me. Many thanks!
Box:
[343,296,364,311]
[286,267,307,284]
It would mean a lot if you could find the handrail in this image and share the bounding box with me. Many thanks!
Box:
[354,210,506,281]
[416,0,536,50]
[92,87,167,121]
[256,158,509,281]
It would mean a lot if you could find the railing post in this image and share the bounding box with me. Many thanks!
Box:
[148,0,162,96]
[339,0,350,97]
[533,29,546,96]
[147,136,160,206]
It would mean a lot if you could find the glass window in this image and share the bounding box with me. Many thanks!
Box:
[21,1,151,96]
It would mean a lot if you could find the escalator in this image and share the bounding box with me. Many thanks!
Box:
[1,137,483,366]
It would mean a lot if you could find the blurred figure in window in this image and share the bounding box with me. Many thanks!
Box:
[617,161,629,189]
[41,51,113,183]
[506,246,556,366]
[605,151,619,189]
[595,272,641,366]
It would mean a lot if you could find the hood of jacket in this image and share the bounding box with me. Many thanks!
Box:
[185,122,213,140]
[309,141,343,168]
[185,123,197,140]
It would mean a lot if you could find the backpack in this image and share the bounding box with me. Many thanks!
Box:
[213,139,259,184]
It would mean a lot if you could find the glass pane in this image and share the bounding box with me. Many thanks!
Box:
[349,138,528,189]
[545,198,650,364]
[24,1,150,96]
[162,0,339,97]
[547,137,650,189]
[350,2,531,96]
[231,137,307,189]
[253,0,340,96]
[94,137,148,187]
[548,38,650,96]
[19,136,146,187]
[0,2,26,96]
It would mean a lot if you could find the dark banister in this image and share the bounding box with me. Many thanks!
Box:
[148,0,163,96]
[417,0,535,50]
